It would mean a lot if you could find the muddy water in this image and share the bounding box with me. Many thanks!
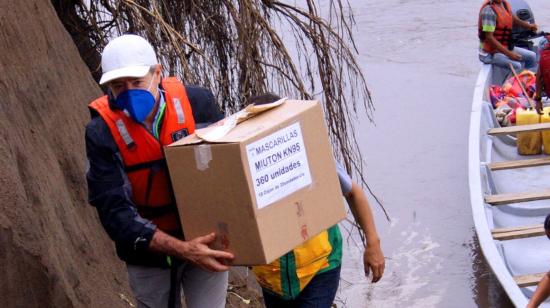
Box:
[335,1,550,307]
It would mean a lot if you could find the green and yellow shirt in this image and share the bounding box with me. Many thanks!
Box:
[253,163,351,299]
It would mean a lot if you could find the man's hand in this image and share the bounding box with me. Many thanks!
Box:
[181,233,234,272]
[536,98,543,115]
[513,14,537,32]
[509,52,522,61]
[149,230,234,272]
[363,240,385,283]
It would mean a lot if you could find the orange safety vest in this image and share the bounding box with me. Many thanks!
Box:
[478,0,513,54]
[88,77,195,235]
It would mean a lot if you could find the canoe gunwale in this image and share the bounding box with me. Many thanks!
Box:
[468,63,529,307]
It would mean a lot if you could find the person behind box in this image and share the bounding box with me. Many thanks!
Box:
[535,37,550,114]
[478,0,537,71]
[85,34,234,308]
[247,94,385,307]
[526,214,550,308]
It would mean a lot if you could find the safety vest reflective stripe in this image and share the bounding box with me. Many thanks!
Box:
[173,98,186,124]
[115,119,135,148]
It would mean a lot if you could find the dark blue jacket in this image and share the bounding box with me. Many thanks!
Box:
[85,85,223,267]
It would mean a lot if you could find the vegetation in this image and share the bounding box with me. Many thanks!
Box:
[52,0,388,222]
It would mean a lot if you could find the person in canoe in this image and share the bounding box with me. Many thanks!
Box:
[478,0,538,71]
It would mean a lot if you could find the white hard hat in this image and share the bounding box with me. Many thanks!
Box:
[99,34,158,85]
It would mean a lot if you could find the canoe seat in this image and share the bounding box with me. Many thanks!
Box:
[488,123,550,136]
[491,224,545,240]
[484,189,550,205]
[514,272,547,288]
[488,157,550,171]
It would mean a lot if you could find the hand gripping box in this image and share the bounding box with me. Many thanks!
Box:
[164,100,347,265]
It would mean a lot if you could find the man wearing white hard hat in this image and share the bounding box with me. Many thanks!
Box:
[85,34,232,308]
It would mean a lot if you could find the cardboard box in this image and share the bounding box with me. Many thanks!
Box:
[164,100,347,265]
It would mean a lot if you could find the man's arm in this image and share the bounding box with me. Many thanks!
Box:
[485,31,521,61]
[527,272,550,308]
[345,181,385,282]
[535,65,543,113]
[513,15,537,32]
[86,118,157,249]
[85,118,233,271]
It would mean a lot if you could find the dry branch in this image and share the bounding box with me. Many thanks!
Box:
[54,0,388,231]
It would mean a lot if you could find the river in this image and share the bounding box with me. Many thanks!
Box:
[336,1,550,307]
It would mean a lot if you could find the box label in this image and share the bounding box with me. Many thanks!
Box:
[246,122,312,209]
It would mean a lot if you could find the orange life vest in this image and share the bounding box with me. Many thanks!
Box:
[88,77,195,235]
[478,0,513,54]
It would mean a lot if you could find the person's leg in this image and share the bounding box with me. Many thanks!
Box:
[479,52,493,65]
[513,47,537,70]
[294,266,342,308]
[491,52,522,71]
[262,289,298,308]
[127,264,182,308]
[180,262,228,308]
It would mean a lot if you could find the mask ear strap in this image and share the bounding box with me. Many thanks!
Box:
[148,72,161,100]
[146,75,156,91]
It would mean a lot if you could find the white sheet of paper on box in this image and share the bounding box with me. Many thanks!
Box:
[246,122,312,209]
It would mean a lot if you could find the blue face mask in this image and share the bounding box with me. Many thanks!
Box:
[114,78,157,123]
